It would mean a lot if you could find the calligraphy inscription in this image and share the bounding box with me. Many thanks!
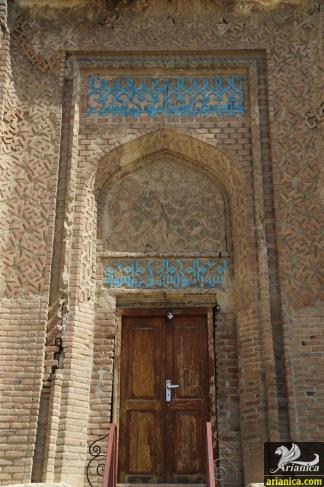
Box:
[86,75,244,118]
[103,258,227,289]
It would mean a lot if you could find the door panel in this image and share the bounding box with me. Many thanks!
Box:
[172,411,201,474]
[172,324,202,397]
[165,314,209,482]
[130,327,158,399]
[128,410,162,474]
[119,316,164,482]
[118,310,209,483]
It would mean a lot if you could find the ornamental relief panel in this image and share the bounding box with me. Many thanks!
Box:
[86,75,245,119]
[101,153,227,254]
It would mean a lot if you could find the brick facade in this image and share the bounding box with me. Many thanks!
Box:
[0,1,323,486]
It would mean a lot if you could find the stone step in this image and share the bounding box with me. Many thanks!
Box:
[117,484,206,487]
[118,484,264,487]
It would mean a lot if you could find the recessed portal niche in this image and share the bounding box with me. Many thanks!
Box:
[101,153,228,254]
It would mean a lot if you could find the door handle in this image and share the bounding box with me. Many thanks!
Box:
[166,379,180,402]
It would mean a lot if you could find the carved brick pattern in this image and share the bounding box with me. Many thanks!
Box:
[0,77,18,295]
[0,24,63,480]
[0,0,7,34]
[101,154,227,253]
[1,106,24,152]
[2,102,58,296]
[12,16,62,75]
[0,41,61,298]
[79,189,96,303]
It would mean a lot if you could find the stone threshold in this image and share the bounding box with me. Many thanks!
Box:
[117,484,205,487]
[2,484,72,487]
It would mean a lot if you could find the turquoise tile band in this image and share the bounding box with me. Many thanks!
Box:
[103,258,227,289]
[86,75,244,117]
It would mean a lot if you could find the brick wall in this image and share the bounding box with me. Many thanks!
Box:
[0,1,323,486]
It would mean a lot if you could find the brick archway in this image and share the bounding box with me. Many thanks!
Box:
[41,128,279,486]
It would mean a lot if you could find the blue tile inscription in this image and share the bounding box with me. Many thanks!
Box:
[86,75,244,118]
[103,258,227,289]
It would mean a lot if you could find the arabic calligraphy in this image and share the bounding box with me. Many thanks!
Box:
[103,258,227,289]
[86,75,244,118]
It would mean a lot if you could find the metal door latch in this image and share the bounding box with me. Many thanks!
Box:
[166,379,180,402]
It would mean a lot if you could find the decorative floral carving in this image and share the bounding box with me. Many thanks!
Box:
[102,155,227,253]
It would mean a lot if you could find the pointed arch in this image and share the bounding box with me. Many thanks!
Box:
[94,128,247,201]
[93,129,250,284]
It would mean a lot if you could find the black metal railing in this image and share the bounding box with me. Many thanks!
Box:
[86,424,117,487]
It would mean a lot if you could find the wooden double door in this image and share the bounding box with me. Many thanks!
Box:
[118,309,210,483]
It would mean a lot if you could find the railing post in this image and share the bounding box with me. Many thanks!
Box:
[206,422,216,487]
[112,427,117,487]
[102,423,117,487]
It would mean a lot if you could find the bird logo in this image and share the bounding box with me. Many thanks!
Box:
[270,443,319,473]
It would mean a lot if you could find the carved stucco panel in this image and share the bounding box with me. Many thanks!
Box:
[102,154,227,253]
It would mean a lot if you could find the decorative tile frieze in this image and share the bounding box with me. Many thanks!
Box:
[103,257,228,289]
[86,75,244,118]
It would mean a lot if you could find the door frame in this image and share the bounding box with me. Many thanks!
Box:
[113,306,217,480]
